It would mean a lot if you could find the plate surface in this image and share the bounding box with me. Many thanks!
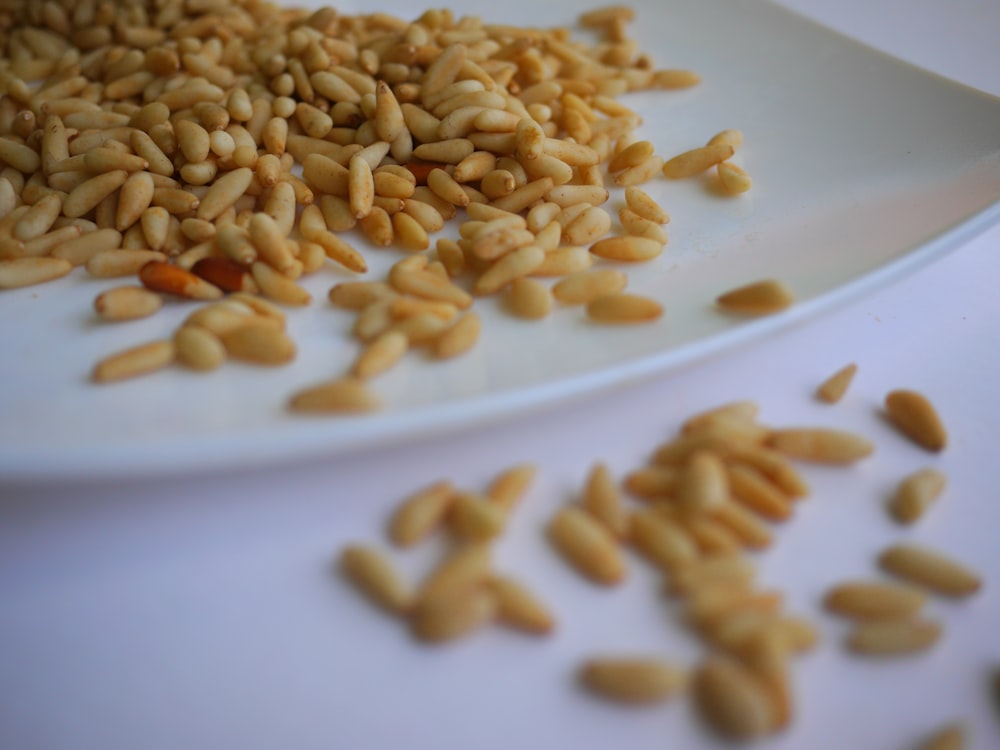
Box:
[2,0,1000,481]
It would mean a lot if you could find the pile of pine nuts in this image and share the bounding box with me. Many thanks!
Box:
[340,375,981,746]
[0,1,763,414]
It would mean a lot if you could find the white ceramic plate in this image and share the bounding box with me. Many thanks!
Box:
[3,0,1000,482]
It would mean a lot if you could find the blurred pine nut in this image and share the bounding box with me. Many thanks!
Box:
[92,340,175,383]
[94,285,162,321]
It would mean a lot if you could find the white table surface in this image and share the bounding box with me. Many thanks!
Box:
[2,2,999,749]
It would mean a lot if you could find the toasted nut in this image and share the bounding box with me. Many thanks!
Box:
[890,468,947,524]
[287,377,381,414]
[490,576,555,635]
[139,260,223,301]
[716,279,794,315]
[94,285,162,321]
[878,544,982,598]
[824,581,927,620]
[191,257,258,294]
[885,389,947,451]
[580,658,686,704]
[548,506,626,586]
[816,363,858,403]
[846,618,942,656]
[340,544,412,616]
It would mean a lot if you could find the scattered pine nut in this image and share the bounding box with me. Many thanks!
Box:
[767,428,874,464]
[815,363,858,404]
[94,286,163,322]
[890,468,947,524]
[885,389,948,452]
[716,279,794,315]
[491,576,556,635]
[693,656,774,741]
[288,378,381,414]
[586,293,663,324]
[846,618,942,656]
[92,340,175,383]
[824,581,927,620]
[340,544,413,616]
[580,658,686,704]
[878,544,982,598]
[548,506,626,586]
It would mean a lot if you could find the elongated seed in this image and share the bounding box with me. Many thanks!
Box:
[288,377,381,414]
[816,363,858,403]
[629,510,698,571]
[885,389,948,451]
[587,293,663,323]
[173,325,226,372]
[92,340,175,383]
[340,544,412,616]
[590,235,662,262]
[0,257,72,289]
[825,581,927,620]
[663,144,734,178]
[62,170,128,218]
[718,162,753,194]
[94,285,162,321]
[846,618,942,656]
[389,480,457,547]
[678,451,729,512]
[491,576,555,635]
[890,468,947,524]
[580,658,686,704]
[767,428,873,464]
[716,279,794,315]
[449,492,507,541]
[878,544,982,598]
[581,463,629,539]
[485,463,537,512]
[694,657,774,741]
[410,587,497,644]
[548,506,626,585]
[418,543,493,604]
[221,322,296,365]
